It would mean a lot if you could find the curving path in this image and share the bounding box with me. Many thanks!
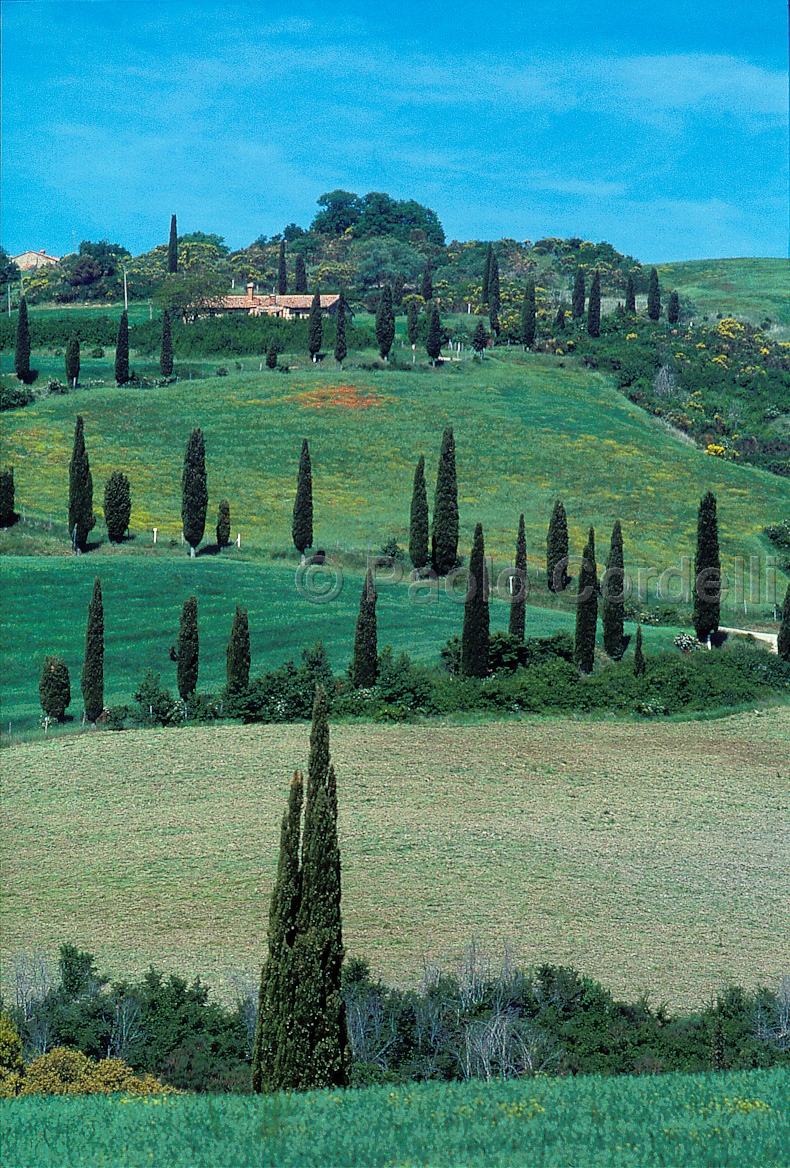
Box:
[719,626,778,653]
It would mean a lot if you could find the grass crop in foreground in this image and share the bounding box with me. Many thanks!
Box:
[3,1068,788,1168]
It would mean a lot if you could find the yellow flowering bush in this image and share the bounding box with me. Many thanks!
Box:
[15,1047,177,1097]
[0,1012,25,1098]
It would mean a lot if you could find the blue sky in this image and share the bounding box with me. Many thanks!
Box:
[2,0,787,261]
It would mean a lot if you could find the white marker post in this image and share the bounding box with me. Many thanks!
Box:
[236,532,241,548]
[153,527,158,545]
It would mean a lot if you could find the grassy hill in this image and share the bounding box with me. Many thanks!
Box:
[3,710,788,1011]
[654,258,790,330]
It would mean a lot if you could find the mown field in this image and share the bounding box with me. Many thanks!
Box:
[654,258,790,329]
[4,1068,789,1168]
[3,709,788,1010]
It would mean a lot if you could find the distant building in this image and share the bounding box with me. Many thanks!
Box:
[13,249,61,271]
[205,283,346,319]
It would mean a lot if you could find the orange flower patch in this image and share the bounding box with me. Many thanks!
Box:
[287,385,392,410]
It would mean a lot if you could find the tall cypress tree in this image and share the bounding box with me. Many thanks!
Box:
[425,303,442,364]
[333,294,347,366]
[574,526,598,674]
[226,604,251,691]
[647,267,661,321]
[509,513,527,641]
[587,270,601,338]
[461,523,489,678]
[294,253,308,294]
[667,290,680,325]
[392,272,405,308]
[172,595,199,699]
[14,295,32,383]
[777,583,790,662]
[167,214,178,274]
[488,251,500,318]
[481,244,493,306]
[546,499,569,592]
[375,283,395,360]
[114,311,130,385]
[406,299,420,357]
[625,273,636,313]
[431,426,458,575]
[409,455,429,570]
[521,280,536,349]
[694,491,721,642]
[81,577,104,721]
[160,309,173,377]
[308,289,323,361]
[104,470,131,542]
[633,624,646,676]
[0,466,15,527]
[601,520,625,659]
[278,241,287,295]
[181,427,208,556]
[65,335,80,386]
[69,415,95,552]
[421,261,433,302]
[292,439,313,558]
[351,569,378,687]
[572,267,585,319]
[216,498,231,547]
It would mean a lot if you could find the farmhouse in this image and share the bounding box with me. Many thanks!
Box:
[14,248,61,270]
[206,283,345,319]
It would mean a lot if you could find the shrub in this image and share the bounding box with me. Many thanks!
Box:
[39,656,71,721]
[132,669,179,726]
[0,379,35,411]
[19,1048,176,1096]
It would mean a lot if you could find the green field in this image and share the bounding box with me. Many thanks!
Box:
[4,1068,788,1167]
[654,258,790,329]
[3,709,788,1009]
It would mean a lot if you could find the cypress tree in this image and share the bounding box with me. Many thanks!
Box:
[587,270,601,338]
[421,261,433,302]
[104,470,131,542]
[481,244,492,306]
[308,288,323,361]
[431,426,458,575]
[392,272,405,308]
[488,251,500,318]
[777,583,790,662]
[625,273,636,313]
[409,455,429,570]
[633,624,646,676]
[572,267,585,319]
[81,577,104,722]
[14,295,32,383]
[375,283,395,361]
[294,253,307,294]
[472,319,488,357]
[181,427,208,556]
[694,491,721,642]
[69,415,95,552]
[333,294,347,366]
[39,656,71,721]
[574,526,599,674]
[509,513,527,641]
[167,214,178,274]
[0,466,15,527]
[266,341,278,370]
[521,280,536,349]
[546,499,569,592]
[172,595,199,699]
[554,304,566,331]
[114,310,130,385]
[278,241,287,295]
[292,439,313,558]
[647,267,661,320]
[668,290,680,325]
[65,334,80,387]
[601,519,625,659]
[351,569,378,687]
[461,522,489,678]
[226,604,251,691]
[160,309,173,377]
[425,303,442,365]
[406,300,420,357]
[216,498,231,547]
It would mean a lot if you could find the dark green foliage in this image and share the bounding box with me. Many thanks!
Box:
[216,498,231,547]
[587,270,601,338]
[481,244,492,306]
[571,267,585,319]
[647,267,661,320]
[694,491,721,642]
[103,470,131,542]
[392,272,405,308]
[488,251,500,317]
[0,466,15,526]
[574,527,599,674]
[351,570,378,688]
[181,427,208,554]
[160,310,173,377]
[294,253,307,294]
[431,426,458,575]
[172,595,199,700]
[489,631,574,673]
[81,578,104,721]
[509,514,527,641]
[633,624,646,676]
[168,215,178,274]
[421,262,433,302]
[521,280,536,348]
[277,241,287,295]
[240,643,333,723]
[14,296,35,383]
[333,294,347,365]
[406,300,420,347]
[375,284,395,360]
[308,289,323,360]
[546,499,569,592]
[554,304,566,330]
[409,456,429,571]
[668,290,680,325]
[69,414,95,551]
[778,584,790,662]
[461,523,489,678]
[266,341,278,370]
[601,520,625,659]
[114,310,130,385]
[471,319,487,356]
[292,439,313,556]
[39,655,71,721]
[625,273,636,313]
[65,334,80,385]
[0,382,35,411]
[425,303,442,363]
[225,604,251,692]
